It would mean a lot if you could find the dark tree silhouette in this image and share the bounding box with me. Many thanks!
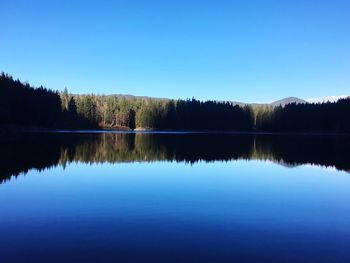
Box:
[1,72,349,133]
[0,73,61,127]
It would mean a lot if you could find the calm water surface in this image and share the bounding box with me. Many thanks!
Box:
[0,132,350,263]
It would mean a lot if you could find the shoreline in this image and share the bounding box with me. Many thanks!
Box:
[1,125,349,137]
[4,129,350,137]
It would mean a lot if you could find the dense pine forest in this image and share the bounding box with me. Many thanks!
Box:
[1,73,349,133]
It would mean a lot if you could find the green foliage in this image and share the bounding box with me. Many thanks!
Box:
[76,95,97,122]
[1,72,349,133]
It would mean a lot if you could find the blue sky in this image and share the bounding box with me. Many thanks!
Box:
[1,0,349,102]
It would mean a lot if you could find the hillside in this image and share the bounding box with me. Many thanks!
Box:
[270,97,307,107]
[229,97,307,108]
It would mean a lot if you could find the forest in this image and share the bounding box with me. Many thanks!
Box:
[1,72,349,133]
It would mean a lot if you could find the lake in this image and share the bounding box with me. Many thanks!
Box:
[0,132,350,263]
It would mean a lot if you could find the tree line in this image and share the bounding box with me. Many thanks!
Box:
[0,73,61,127]
[255,100,350,132]
[71,94,254,131]
[1,72,349,133]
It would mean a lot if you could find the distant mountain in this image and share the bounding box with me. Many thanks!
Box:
[270,97,307,107]
[73,93,169,101]
[229,97,307,107]
[306,95,348,103]
[74,92,347,107]
[86,94,308,107]
[110,94,168,101]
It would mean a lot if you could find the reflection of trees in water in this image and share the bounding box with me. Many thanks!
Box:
[61,133,253,165]
[1,133,349,183]
[252,135,350,170]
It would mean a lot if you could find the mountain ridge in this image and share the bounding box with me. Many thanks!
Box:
[73,92,347,107]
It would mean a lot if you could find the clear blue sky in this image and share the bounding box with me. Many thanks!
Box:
[1,0,349,102]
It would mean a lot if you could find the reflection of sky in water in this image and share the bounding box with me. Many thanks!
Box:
[2,160,350,227]
[1,160,350,262]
